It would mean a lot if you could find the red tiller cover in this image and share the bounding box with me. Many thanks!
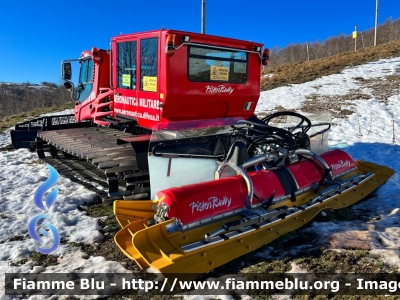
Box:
[156,149,356,226]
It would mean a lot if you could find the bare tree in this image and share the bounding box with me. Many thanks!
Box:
[0,82,71,119]
[268,17,400,67]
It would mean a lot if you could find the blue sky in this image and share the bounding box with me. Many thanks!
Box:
[0,0,399,84]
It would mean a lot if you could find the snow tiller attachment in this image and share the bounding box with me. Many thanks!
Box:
[113,112,394,280]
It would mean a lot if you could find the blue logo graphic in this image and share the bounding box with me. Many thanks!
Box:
[28,164,60,254]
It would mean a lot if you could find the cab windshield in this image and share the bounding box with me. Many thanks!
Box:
[77,58,94,102]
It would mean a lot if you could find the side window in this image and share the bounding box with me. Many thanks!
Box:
[79,59,94,84]
[117,41,137,89]
[188,46,248,83]
[77,59,94,103]
[140,38,158,92]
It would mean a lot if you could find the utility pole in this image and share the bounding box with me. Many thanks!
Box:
[201,0,206,34]
[354,26,357,52]
[374,0,379,46]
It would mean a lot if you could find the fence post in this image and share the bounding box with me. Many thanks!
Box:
[361,31,365,48]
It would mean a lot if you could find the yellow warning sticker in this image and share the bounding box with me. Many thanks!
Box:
[210,66,229,81]
[122,74,131,87]
[143,76,157,92]
[352,31,357,39]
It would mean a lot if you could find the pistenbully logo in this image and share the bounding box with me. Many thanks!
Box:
[189,196,232,214]
[28,164,60,254]
[205,85,234,94]
[330,159,351,171]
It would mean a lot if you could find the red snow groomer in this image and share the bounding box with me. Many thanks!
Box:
[10,29,394,279]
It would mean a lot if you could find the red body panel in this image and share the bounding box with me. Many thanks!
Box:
[251,171,286,200]
[157,149,356,226]
[160,31,262,124]
[158,176,248,225]
[73,49,112,123]
[319,149,356,176]
[287,159,322,190]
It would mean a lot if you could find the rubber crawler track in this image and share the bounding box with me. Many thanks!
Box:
[36,126,150,203]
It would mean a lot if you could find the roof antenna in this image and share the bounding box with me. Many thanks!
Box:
[201,0,206,34]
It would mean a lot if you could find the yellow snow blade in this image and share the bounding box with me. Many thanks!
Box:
[114,160,394,281]
[114,199,158,228]
[114,200,159,267]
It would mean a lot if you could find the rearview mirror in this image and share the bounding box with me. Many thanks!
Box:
[63,81,72,90]
[62,62,72,80]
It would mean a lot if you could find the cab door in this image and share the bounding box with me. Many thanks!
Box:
[136,36,161,128]
[112,38,139,119]
[112,34,161,129]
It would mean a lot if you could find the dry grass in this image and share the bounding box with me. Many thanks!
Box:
[0,101,73,133]
[300,91,373,119]
[354,71,400,103]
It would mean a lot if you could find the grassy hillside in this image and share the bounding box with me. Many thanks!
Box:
[262,40,400,91]
[0,101,73,133]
